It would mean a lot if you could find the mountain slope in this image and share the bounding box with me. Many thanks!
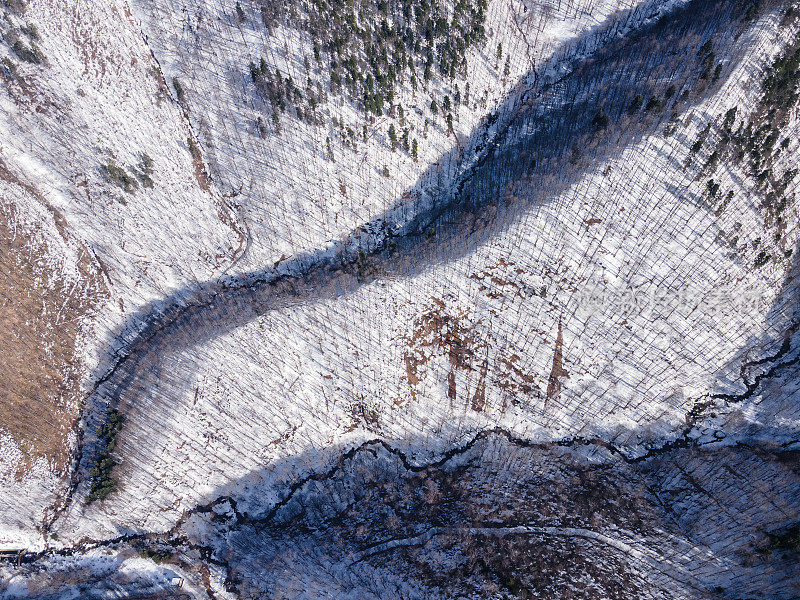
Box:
[0,0,799,598]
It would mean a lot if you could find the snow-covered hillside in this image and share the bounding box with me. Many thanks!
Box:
[1,0,799,597]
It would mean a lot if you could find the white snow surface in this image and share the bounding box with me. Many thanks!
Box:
[0,0,797,557]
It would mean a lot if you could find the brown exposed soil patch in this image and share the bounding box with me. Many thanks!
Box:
[545,319,569,403]
[404,298,484,404]
[0,164,105,475]
[405,297,543,409]
[191,148,211,192]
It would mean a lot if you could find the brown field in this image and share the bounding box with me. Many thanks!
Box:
[0,165,105,476]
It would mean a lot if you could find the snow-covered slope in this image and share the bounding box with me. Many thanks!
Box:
[0,0,799,597]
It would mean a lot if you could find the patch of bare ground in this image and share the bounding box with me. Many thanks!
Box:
[0,164,105,477]
[187,135,211,192]
[404,296,544,410]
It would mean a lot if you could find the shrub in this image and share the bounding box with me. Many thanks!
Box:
[644,96,662,111]
[754,250,771,268]
[705,151,719,172]
[12,40,45,64]
[187,137,201,160]
[130,153,154,188]
[591,109,610,129]
[87,408,125,503]
[138,548,173,563]
[20,22,39,40]
[100,161,138,193]
[723,106,738,130]
[172,77,185,102]
[1,57,19,79]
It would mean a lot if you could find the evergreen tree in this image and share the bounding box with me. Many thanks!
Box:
[272,110,281,134]
[172,77,185,102]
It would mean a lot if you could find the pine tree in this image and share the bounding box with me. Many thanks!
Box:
[430,99,438,114]
[172,77,185,102]
[412,138,418,161]
[272,110,281,134]
[388,123,398,150]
